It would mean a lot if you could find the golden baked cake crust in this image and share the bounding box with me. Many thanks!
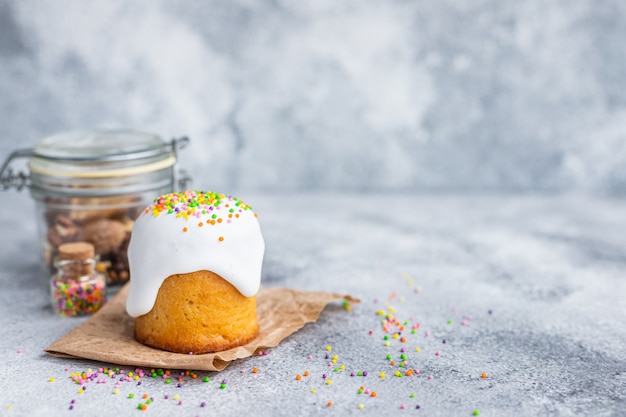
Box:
[134,270,259,354]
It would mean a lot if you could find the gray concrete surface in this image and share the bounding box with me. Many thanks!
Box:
[1,192,625,416]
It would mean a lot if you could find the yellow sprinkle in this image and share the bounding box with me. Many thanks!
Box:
[415,347,421,353]
[49,377,55,382]
[379,372,386,378]
[311,388,317,394]
[358,404,365,410]
[326,379,332,385]
[376,310,386,316]
[393,334,399,340]
[7,405,12,409]
[173,394,180,401]
[395,371,402,377]
[399,296,406,302]
[332,359,337,364]
[345,305,352,311]
[87,369,92,374]
[128,372,133,377]
[113,389,120,395]
[326,345,332,351]
[332,355,338,360]
[339,365,345,370]
[78,389,84,395]
[388,306,396,313]
[385,341,390,347]
[134,375,140,381]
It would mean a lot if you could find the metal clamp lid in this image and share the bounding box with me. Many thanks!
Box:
[0,136,189,192]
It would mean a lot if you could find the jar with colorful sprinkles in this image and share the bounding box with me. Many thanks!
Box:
[50,242,106,317]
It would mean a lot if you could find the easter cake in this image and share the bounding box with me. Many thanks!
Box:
[125,191,265,354]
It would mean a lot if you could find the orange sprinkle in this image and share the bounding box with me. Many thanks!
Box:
[252,368,258,374]
[304,371,309,377]
[401,337,407,343]
[327,402,333,407]
[198,222,203,227]
[254,213,258,218]
[217,218,222,223]
[390,361,395,367]
[182,227,188,232]
[371,392,377,397]
[142,394,148,399]
[145,209,149,213]
[481,373,487,379]
[140,404,147,411]
[165,370,171,375]
[228,214,233,218]
[178,378,183,383]
[219,236,224,242]
[295,374,302,381]
[236,214,240,218]
[191,374,197,379]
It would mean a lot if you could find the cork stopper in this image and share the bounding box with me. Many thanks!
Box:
[59,242,95,261]
[57,242,95,278]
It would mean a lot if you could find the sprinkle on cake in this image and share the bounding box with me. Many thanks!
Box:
[144,191,257,230]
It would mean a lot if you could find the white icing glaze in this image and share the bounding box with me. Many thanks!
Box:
[125,192,265,317]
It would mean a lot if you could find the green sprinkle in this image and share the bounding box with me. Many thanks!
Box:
[203,376,210,382]
[165,379,171,384]
[386,355,392,360]
[128,393,134,399]
[384,335,389,340]
[357,371,363,376]
[220,383,226,389]
[448,319,452,324]
[410,393,415,398]
[473,410,480,416]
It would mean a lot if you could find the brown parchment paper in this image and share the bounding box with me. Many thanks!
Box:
[45,283,357,371]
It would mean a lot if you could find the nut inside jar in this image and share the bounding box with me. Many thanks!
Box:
[40,195,146,286]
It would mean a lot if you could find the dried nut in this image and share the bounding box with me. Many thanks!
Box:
[47,215,80,246]
[84,219,127,254]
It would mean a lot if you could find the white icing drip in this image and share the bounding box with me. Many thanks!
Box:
[125,199,265,318]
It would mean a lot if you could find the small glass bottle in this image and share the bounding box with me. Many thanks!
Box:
[51,242,106,317]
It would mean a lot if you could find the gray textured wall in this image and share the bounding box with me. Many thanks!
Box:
[1,0,624,193]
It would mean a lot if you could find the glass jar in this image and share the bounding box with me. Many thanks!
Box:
[51,241,106,316]
[1,129,191,287]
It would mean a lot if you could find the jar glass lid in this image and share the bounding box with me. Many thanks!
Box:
[32,130,167,161]
[28,130,182,178]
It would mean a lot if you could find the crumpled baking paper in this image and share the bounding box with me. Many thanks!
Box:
[45,283,357,371]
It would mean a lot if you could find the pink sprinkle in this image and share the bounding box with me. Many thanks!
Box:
[400,404,406,409]
[365,389,371,394]
[428,374,433,380]
[400,347,406,353]
[425,331,431,337]
[415,369,420,374]
[65,367,69,371]
[307,355,312,360]
[17,348,22,353]
[435,351,441,356]
[327,362,333,366]
[240,369,246,374]
[461,320,468,326]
